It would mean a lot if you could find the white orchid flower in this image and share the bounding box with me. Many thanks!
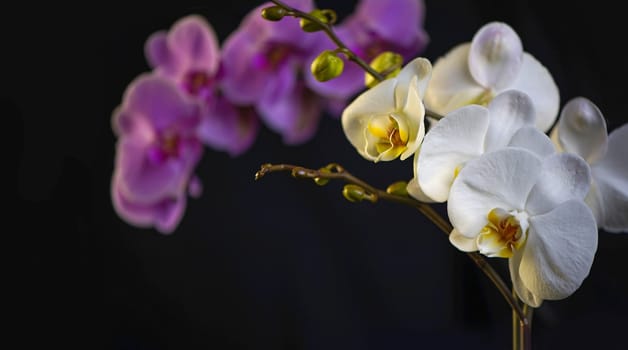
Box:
[550,97,628,232]
[424,22,559,132]
[407,89,555,202]
[448,148,597,307]
[341,57,432,162]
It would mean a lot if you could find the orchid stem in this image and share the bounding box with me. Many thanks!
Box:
[255,162,526,323]
[268,0,443,120]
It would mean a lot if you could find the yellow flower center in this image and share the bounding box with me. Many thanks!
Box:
[477,208,528,258]
[367,115,408,159]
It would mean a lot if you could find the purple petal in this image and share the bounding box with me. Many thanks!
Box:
[111,172,187,234]
[345,0,428,54]
[167,15,220,74]
[197,95,260,157]
[144,31,181,76]
[258,81,323,145]
[219,30,273,104]
[121,74,201,134]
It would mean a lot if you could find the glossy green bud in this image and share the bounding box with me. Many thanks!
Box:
[365,51,403,88]
[342,184,377,203]
[386,181,409,196]
[299,9,337,32]
[311,50,344,82]
[261,6,287,21]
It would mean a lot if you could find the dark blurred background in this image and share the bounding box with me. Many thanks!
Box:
[10,0,628,349]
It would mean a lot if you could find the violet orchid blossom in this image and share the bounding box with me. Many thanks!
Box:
[111,74,204,234]
[145,15,259,156]
[219,0,325,145]
[305,0,429,106]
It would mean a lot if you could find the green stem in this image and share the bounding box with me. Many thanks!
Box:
[255,163,526,323]
[267,0,444,120]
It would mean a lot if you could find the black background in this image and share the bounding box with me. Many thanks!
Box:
[10,0,628,349]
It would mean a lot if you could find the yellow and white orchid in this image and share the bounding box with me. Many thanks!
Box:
[447,148,598,307]
[341,57,432,162]
[424,22,559,132]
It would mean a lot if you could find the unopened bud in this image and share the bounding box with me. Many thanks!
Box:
[300,9,337,32]
[261,6,286,21]
[342,184,377,203]
[365,51,403,88]
[386,181,408,196]
[311,50,344,82]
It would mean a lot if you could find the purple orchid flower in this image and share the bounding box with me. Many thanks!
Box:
[305,0,429,104]
[219,0,325,144]
[111,74,203,234]
[145,14,259,155]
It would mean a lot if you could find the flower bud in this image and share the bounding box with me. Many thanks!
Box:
[386,181,408,196]
[311,50,344,82]
[342,184,377,203]
[365,51,403,88]
[299,9,337,32]
[261,6,287,21]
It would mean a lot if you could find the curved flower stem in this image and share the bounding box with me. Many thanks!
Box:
[267,0,444,121]
[255,162,526,323]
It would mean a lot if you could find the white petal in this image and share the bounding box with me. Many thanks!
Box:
[417,105,489,202]
[520,200,597,302]
[395,57,432,107]
[508,126,556,158]
[406,176,436,203]
[400,78,426,160]
[484,90,535,152]
[341,78,397,161]
[509,248,543,307]
[448,148,542,238]
[449,228,479,252]
[525,153,591,216]
[469,22,523,91]
[550,97,608,164]
[423,44,487,115]
[592,124,628,232]
[510,53,560,132]
[584,180,605,226]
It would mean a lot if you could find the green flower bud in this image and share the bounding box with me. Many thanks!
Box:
[311,50,344,82]
[386,181,409,196]
[365,51,403,88]
[299,9,337,32]
[261,6,287,21]
[342,184,377,203]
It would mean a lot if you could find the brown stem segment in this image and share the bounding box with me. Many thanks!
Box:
[255,163,527,323]
[268,0,444,121]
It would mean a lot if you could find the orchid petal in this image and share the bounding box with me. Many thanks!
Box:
[406,176,436,203]
[592,124,628,232]
[550,97,608,164]
[525,153,591,216]
[507,126,556,158]
[469,22,523,91]
[145,31,180,76]
[424,44,486,115]
[448,148,542,238]
[168,15,220,73]
[484,90,535,152]
[510,53,560,132]
[509,247,544,307]
[395,57,432,107]
[520,200,597,302]
[417,105,489,202]
[449,229,479,252]
[342,78,397,160]
[399,78,425,160]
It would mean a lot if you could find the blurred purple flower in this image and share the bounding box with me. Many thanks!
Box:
[219,0,325,144]
[145,14,259,155]
[305,0,429,103]
[111,74,203,234]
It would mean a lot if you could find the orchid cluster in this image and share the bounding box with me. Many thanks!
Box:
[110,0,427,233]
[111,0,628,347]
